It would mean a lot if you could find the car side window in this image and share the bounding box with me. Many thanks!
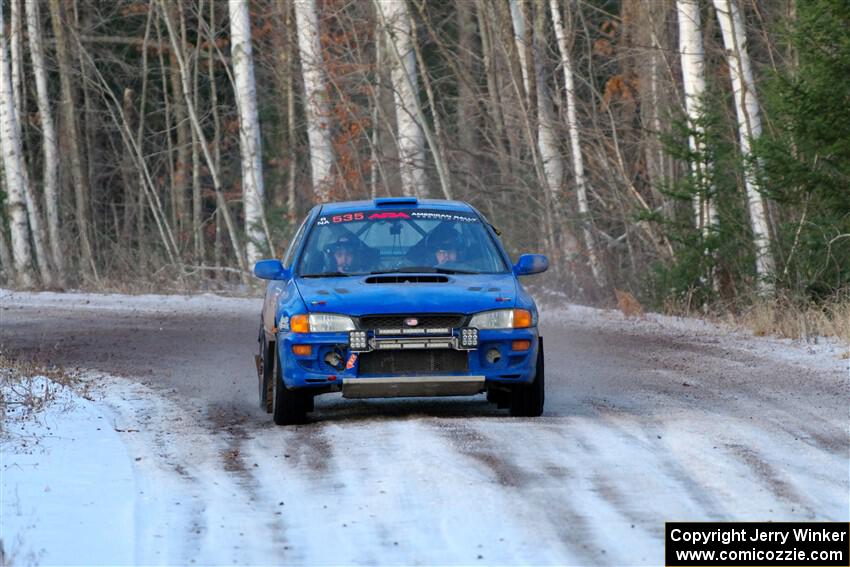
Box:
[282,218,308,269]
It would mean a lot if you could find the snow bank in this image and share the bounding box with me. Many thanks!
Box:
[0,288,259,315]
[1,376,136,565]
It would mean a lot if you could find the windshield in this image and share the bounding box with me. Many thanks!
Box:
[296,209,509,276]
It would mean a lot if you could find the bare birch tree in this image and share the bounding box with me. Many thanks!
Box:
[375,0,428,198]
[26,0,64,283]
[509,0,532,104]
[9,0,22,127]
[677,0,717,237]
[293,0,335,202]
[549,0,605,287]
[0,1,34,287]
[530,1,564,250]
[229,0,269,264]
[375,0,452,199]
[713,0,775,291]
[505,0,571,265]
[7,1,54,287]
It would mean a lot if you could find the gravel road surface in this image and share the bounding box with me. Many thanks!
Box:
[1,291,847,565]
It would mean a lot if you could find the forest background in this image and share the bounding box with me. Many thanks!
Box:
[0,0,847,339]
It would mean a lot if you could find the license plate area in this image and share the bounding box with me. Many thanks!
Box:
[358,349,469,375]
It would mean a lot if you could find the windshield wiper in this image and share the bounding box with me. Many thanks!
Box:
[369,267,478,275]
[434,267,478,274]
[300,271,354,278]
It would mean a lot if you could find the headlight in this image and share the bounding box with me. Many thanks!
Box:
[469,309,533,329]
[298,313,356,333]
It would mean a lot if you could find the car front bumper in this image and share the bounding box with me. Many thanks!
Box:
[276,327,539,395]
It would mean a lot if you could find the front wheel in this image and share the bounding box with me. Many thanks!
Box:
[272,350,308,426]
[509,337,545,417]
[257,331,273,413]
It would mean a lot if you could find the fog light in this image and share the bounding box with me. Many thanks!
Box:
[292,344,312,356]
[460,327,479,348]
[348,330,368,351]
[511,340,531,351]
[485,348,502,364]
[324,351,342,368]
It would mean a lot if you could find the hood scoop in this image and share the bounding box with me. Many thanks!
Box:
[365,274,449,284]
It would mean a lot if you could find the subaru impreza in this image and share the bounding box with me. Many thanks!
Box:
[253,197,548,424]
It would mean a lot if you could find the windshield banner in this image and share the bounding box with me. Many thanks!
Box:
[316,209,479,226]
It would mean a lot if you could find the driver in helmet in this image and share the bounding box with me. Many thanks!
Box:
[428,225,462,266]
[328,235,357,272]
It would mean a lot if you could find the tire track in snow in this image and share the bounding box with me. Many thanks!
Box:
[428,417,649,564]
[101,376,295,565]
[431,419,527,488]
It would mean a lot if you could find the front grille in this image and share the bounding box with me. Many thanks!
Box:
[358,314,465,329]
[359,349,468,375]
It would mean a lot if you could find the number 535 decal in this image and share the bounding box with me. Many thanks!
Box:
[331,212,364,223]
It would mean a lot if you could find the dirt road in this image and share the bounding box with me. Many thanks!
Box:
[1,291,847,564]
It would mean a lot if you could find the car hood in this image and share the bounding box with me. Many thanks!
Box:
[295,273,518,316]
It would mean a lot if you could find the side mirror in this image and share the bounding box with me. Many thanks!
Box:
[253,259,290,280]
[513,254,549,276]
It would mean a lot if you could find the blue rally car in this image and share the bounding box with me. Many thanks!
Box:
[253,197,549,425]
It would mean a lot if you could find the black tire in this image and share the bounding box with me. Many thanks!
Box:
[509,337,545,417]
[272,350,308,426]
[257,331,273,414]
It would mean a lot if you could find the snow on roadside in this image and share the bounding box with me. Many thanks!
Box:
[98,373,288,565]
[2,369,292,566]
[0,288,259,316]
[1,376,135,565]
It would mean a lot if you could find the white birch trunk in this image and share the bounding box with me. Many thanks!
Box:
[713,0,775,290]
[26,0,64,281]
[229,0,268,265]
[7,0,54,286]
[535,90,562,200]
[369,17,382,199]
[549,0,606,287]
[376,0,428,198]
[506,0,556,255]
[677,0,717,236]
[293,0,335,202]
[0,3,34,287]
[9,0,22,126]
[509,0,531,101]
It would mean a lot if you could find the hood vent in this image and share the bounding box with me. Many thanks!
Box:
[365,275,449,284]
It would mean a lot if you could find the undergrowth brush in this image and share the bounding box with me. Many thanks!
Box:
[661,290,850,346]
[0,356,85,431]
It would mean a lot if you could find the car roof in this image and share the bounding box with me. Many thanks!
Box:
[317,198,475,215]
